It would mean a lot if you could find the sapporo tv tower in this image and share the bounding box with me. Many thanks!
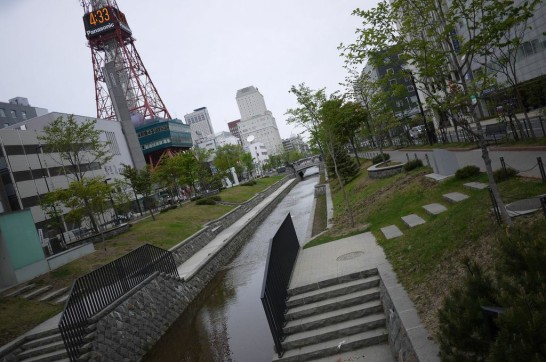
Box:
[81,0,171,122]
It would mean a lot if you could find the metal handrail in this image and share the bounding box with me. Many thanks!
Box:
[58,244,179,361]
[260,213,300,358]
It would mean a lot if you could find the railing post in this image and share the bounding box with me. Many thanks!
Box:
[489,187,502,225]
[500,157,506,173]
[538,157,546,183]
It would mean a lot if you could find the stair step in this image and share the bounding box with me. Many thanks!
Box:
[288,269,378,297]
[286,287,381,321]
[54,293,69,305]
[282,313,386,350]
[21,286,52,300]
[23,332,63,350]
[19,348,69,362]
[273,329,388,362]
[287,275,380,308]
[18,340,66,360]
[5,284,35,297]
[284,300,384,335]
[38,287,69,302]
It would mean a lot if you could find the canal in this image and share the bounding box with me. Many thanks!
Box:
[143,168,319,362]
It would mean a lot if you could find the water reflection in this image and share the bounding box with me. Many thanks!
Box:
[143,172,319,362]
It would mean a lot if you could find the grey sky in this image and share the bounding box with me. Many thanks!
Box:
[0,0,375,139]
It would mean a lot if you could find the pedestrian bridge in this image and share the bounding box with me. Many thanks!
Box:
[292,156,322,173]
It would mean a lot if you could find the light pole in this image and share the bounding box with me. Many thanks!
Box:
[36,145,66,246]
[104,178,119,224]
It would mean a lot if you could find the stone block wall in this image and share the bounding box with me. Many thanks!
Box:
[79,177,297,361]
[170,176,290,265]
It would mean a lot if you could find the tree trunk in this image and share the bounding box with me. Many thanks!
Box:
[349,137,361,166]
[514,84,536,138]
[327,133,354,228]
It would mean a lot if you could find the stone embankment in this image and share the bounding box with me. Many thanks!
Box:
[80,177,297,361]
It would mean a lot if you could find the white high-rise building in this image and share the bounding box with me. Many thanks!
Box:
[184,107,215,144]
[235,86,283,156]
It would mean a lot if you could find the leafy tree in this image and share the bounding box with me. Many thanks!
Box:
[121,165,156,220]
[286,84,327,156]
[213,144,244,183]
[241,152,255,179]
[340,0,538,225]
[319,96,359,227]
[37,115,113,233]
[38,115,112,181]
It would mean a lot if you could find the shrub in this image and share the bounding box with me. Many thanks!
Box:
[404,159,423,171]
[241,180,257,186]
[455,165,481,179]
[493,167,517,182]
[196,197,217,205]
[372,153,390,165]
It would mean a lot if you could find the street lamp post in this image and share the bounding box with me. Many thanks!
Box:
[36,145,67,246]
[104,178,119,223]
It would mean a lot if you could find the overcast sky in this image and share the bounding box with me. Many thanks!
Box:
[0,0,375,139]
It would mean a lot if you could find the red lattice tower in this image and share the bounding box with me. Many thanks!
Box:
[80,0,171,121]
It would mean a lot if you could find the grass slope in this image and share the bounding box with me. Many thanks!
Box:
[307,161,546,336]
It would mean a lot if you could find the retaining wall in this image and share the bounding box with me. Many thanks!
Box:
[80,177,297,361]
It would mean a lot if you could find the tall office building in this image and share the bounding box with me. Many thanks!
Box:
[227,119,241,144]
[0,97,48,129]
[184,107,215,144]
[235,86,283,156]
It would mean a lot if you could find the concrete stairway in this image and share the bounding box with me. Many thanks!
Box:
[10,328,68,362]
[274,269,389,361]
[2,283,69,305]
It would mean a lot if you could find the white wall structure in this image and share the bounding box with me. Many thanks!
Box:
[196,131,240,152]
[1,112,134,236]
[245,140,269,164]
[235,86,283,156]
[184,107,215,144]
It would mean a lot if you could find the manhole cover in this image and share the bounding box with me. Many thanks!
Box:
[336,251,365,261]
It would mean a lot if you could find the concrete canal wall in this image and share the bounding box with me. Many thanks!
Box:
[80,177,297,361]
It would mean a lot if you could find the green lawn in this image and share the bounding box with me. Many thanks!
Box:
[307,161,546,335]
[0,176,285,346]
[219,175,284,203]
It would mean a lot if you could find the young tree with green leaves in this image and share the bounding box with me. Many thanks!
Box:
[286,84,328,156]
[38,115,112,181]
[38,114,113,233]
[240,152,255,179]
[341,0,539,225]
[121,165,156,221]
[213,144,244,183]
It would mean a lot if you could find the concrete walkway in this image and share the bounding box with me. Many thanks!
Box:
[177,179,296,280]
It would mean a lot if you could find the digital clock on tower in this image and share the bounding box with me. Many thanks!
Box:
[83,6,131,39]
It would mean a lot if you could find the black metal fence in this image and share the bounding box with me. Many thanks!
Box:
[58,244,179,361]
[260,213,300,358]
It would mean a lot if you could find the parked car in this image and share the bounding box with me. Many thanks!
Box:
[409,125,426,139]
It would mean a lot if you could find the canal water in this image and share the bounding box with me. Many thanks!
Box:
[143,168,319,362]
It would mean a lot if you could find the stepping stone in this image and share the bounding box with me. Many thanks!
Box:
[380,225,403,239]
[464,182,488,190]
[55,293,70,305]
[443,192,469,203]
[22,286,52,300]
[401,214,426,228]
[423,203,447,215]
[38,287,69,302]
[425,173,452,182]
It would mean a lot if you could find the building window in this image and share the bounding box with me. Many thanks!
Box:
[0,109,5,117]
[10,110,16,118]
[21,111,27,120]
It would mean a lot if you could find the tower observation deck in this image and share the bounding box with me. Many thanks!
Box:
[80,0,171,123]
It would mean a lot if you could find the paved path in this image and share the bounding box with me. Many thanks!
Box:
[363,147,546,179]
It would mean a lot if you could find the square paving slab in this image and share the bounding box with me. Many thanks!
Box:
[464,182,488,190]
[380,225,403,239]
[425,173,452,182]
[422,203,447,215]
[401,214,426,228]
[443,192,469,203]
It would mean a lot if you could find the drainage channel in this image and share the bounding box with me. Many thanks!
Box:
[142,168,320,362]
